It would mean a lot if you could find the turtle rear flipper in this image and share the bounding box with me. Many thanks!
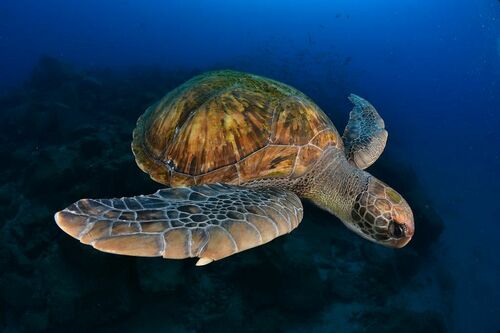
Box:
[55,184,303,265]
[342,94,388,169]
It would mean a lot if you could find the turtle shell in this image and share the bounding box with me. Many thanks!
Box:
[132,70,342,187]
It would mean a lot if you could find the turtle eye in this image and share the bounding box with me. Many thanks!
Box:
[389,221,405,238]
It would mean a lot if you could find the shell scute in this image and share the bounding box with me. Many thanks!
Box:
[238,145,298,182]
[293,145,323,177]
[271,96,331,145]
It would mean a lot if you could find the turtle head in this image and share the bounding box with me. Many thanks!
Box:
[305,148,414,248]
[349,177,414,248]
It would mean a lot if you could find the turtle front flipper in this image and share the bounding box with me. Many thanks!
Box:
[342,94,388,169]
[55,184,303,266]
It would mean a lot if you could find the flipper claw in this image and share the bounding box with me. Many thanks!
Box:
[196,257,214,266]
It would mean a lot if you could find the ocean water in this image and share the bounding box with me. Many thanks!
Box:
[0,1,498,332]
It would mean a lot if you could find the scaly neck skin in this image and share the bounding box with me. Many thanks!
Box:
[303,147,370,222]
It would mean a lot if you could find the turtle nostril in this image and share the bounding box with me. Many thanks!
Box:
[389,221,405,238]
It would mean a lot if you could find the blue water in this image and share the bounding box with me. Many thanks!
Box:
[0,1,498,332]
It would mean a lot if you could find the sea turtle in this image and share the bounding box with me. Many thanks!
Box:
[55,70,414,266]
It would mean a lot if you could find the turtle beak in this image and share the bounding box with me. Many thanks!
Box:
[390,209,415,248]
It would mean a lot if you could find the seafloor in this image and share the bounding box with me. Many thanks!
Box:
[0,57,451,333]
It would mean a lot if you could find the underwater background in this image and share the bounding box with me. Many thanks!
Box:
[0,0,498,332]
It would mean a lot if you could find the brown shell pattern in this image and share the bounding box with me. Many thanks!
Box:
[132,70,342,186]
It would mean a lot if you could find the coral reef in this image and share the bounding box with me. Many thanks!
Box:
[0,57,451,332]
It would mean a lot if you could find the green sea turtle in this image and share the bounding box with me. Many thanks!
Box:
[55,70,414,266]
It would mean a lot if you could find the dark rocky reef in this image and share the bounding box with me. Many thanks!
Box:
[0,57,451,332]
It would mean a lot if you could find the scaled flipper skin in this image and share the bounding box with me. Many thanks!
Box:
[342,94,388,169]
[55,184,303,265]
